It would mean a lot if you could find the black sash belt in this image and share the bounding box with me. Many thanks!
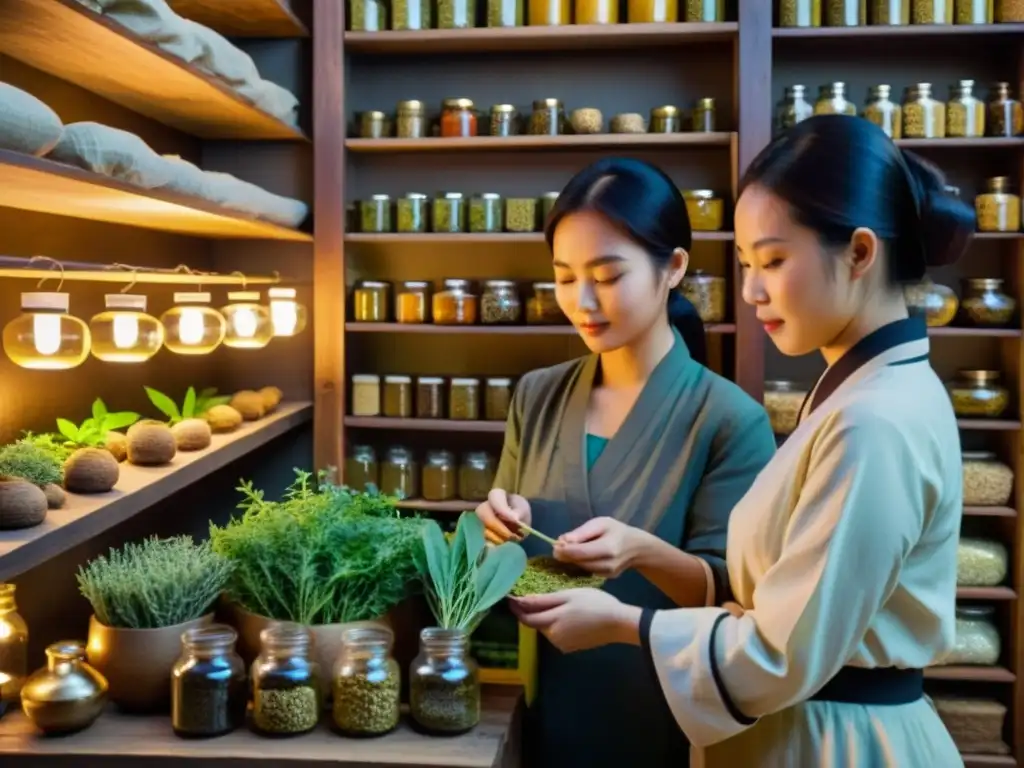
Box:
[810,666,924,706]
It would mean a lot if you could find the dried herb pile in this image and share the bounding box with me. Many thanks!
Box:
[510,556,606,597]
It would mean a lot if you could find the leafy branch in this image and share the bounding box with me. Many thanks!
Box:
[146,386,230,425]
[56,398,139,447]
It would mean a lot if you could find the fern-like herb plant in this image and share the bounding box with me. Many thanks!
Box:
[0,442,63,486]
[145,386,230,425]
[414,513,527,633]
[77,536,233,630]
[56,398,139,447]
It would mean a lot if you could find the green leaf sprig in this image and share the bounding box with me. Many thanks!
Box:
[0,442,63,486]
[56,398,139,447]
[145,386,231,425]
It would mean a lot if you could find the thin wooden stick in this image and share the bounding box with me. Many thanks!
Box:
[516,521,558,547]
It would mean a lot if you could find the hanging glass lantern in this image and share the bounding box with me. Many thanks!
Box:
[268,287,307,337]
[159,292,225,355]
[2,292,90,370]
[89,294,164,363]
[221,291,273,349]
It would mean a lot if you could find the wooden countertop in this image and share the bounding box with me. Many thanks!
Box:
[0,689,521,767]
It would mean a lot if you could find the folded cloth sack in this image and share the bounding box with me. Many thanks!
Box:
[73,0,105,12]
[198,170,309,228]
[91,0,203,63]
[0,83,64,157]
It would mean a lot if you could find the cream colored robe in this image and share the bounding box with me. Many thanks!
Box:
[643,318,965,767]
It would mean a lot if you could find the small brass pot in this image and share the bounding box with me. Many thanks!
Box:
[21,640,107,735]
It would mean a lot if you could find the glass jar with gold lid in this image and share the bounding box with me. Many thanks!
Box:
[814,82,856,116]
[975,178,1021,233]
[946,80,985,138]
[946,370,1010,419]
[961,277,1016,326]
[903,278,957,327]
[863,84,902,139]
[529,99,565,136]
[440,98,477,137]
[692,98,716,132]
[902,83,945,138]
[649,105,681,133]
[396,100,427,139]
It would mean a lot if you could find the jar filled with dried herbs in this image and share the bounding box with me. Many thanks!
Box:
[863,84,902,139]
[955,0,992,21]
[438,0,477,27]
[872,0,910,22]
[383,375,413,418]
[527,282,564,324]
[352,280,391,323]
[996,0,1024,20]
[776,85,813,134]
[450,378,481,420]
[692,98,716,132]
[961,277,1016,326]
[485,378,513,420]
[679,270,726,323]
[975,178,1021,234]
[171,625,247,739]
[987,82,1024,138]
[359,111,388,139]
[946,370,1010,419]
[410,628,481,735]
[649,105,681,133]
[433,192,468,233]
[351,374,381,417]
[397,193,429,233]
[332,627,401,737]
[459,452,496,501]
[506,198,539,233]
[422,450,457,501]
[902,83,945,138]
[345,444,379,492]
[350,0,387,30]
[417,376,446,419]
[946,80,985,138]
[396,100,428,139]
[481,280,522,324]
[252,624,321,737]
[627,0,677,22]
[396,280,431,324]
[779,0,822,26]
[529,98,566,136]
[487,0,524,25]
[489,104,519,136]
[393,0,432,29]
[814,82,856,116]
[381,446,418,502]
[912,0,953,22]
[684,0,724,20]
[360,195,392,233]
[470,194,503,233]
[826,0,866,24]
[764,380,809,436]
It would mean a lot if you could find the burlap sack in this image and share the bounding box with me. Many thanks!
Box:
[93,0,203,63]
[198,170,308,228]
[47,122,185,191]
[0,83,64,157]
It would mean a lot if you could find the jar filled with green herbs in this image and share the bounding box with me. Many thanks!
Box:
[488,0,524,25]
[779,0,822,26]
[332,627,401,738]
[505,198,538,233]
[902,83,945,138]
[398,193,429,233]
[433,192,467,233]
[251,624,321,737]
[396,100,428,139]
[863,84,901,139]
[955,0,992,21]
[814,82,856,116]
[872,0,910,23]
[438,0,477,28]
[360,195,392,233]
[470,194,504,233]
[359,111,388,139]
[392,0,432,29]
[826,0,866,24]
[489,104,520,136]
[410,627,481,735]
[912,0,952,22]
[350,0,387,30]
[171,625,247,739]
[947,80,984,138]
[529,98,565,136]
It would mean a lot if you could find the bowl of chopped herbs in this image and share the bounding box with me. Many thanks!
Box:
[509,556,606,597]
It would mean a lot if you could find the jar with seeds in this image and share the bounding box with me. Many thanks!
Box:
[251,624,321,737]
[470,194,503,233]
[650,105,682,133]
[764,380,809,435]
[901,83,945,138]
[332,628,400,737]
[438,0,477,27]
[911,0,953,21]
[482,280,522,324]
[955,0,992,21]
[433,279,478,325]
[450,378,481,420]
[962,451,1013,506]
[396,280,431,324]
[397,100,428,139]
[776,85,814,134]
[681,190,724,231]
[410,627,481,735]
[946,370,1010,419]
[684,0,724,20]
[381,445,418,500]
[957,537,1008,587]
[863,84,902,139]
[350,0,386,30]
[996,0,1024,19]
[171,624,247,739]
[397,193,429,233]
[422,450,456,501]
[487,0,524,25]
[353,280,391,322]
[872,0,910,22]
[540,192,560,223]
[903,278,958,327]
[987,82,1024,137]
[826,0,866,24]
[359,111,388,139]
[433,192,468,233]
[627,0,678,22]
[529,98,566,136]
[393,0,432,28]
[506,197,539,232]
[939,605,1001,666]
[440,98,478,137]
[962,277,1016,326]
[351,375,381,417]
[679,271,726,323]
[577,0,619,23]
[814,82,856,116]
[529,0,572,23]
[489,104,519,137]
[975,179,1021,234]
[416,376,446,419]
[527,282,564,324]
[360,195,392,233]
[383,375,414,418]
[692,98,716,132]
[459,451,496,501]
[946,80,985,138]
[485,377,514,420]
[345,444,378,491]
[779,0,822,26]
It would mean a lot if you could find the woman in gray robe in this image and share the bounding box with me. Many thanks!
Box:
[476,157,777,768]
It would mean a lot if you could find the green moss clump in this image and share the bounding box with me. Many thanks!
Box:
[0,442,63,486]
[18,432,75,463]
[509,556,606,597]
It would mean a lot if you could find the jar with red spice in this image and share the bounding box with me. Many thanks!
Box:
[440,98,478,138]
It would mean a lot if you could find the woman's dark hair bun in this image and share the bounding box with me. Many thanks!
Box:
[901,150,974,269]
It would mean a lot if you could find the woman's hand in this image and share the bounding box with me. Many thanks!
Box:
[553,516,652,578]
[510,588,641,653]
[476,489,531,545]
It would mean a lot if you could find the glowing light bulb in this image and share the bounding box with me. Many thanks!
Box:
[178,307,205,346]
[32,314,62,356]
[111,314,140,349]
[271,301,298,335]
[233,307,258,338]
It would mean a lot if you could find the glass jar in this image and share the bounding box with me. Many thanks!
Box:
[171,624,247,739]
[353,280,391,322]
[946,370,1010,419]
[350,0,386,30]
[433,280,479,325]
[814,82,856,116]
[397,193,429,234]
[485,377,514,421]
[433,192,468,233]
[957,537,1009,587]
[872,0,910,21]
[692,98,716,132]
[450,378,481,420]
[946,80,985,138]
[987,82,1024,138]
[459,451,496,501]
[826,0,866,24]
[393,0,432,28]
[863,84,902,139]
[955,0,993,22]
[650,105,682,134]
[345,445,379,492]
[417,376,446,419]
[962,451,1014,507]
[489,104,519,137]
[332,627,400,738]
[383,375,414,418]
[764,380,808,435]
[975,178,1021,234]
[576,0,618,22]
[780,0,822,26]
[912,0,953,21]
[685,0,724,20]
[0,583,28,702]
[251,624,321,736]
[410,627,480,734]
[438,0,476,27]
[529,99,565,136]
[440,98,477,137]
[359,111,388,139]
[396,100,428,139]
[680,190,724,231]
[423,450,456,501]
[903,278,958,327]
[351,374,382,416]
[506,198,539,233]
[942,605,1001,666]
[360,195,392,233]
[902,83,946,138]
[470,194,504,233]
[996,0,1024,20]
[540,192,560,222]
[381,446,418,499]
[20,641,106,736]
[627,0,677,21]
[527,281,564,324]
[481,280,522,324]
[962,277,1016,327]
[396,280,431,324]
[680,271,726,323]
[776,85,814,134]
[487,0,524,25]
[529,0,571,23]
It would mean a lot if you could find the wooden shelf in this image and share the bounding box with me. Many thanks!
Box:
[0,150,312,242]
[957,586,1017,600]
[925,666,1016,683]
[345,417,506,433]
[346,133,734,152]
[963,756,1017,767]
[166,0,309,38]
[0,403,313,582]
[345,323,737,335]
[345,231,735,243]
[958,419,1022,431]
[773,23,1024,39]
[0,0,306,140]
[896,138,1024,149]
[344,22,738,54]
[929,327,1022,338]
[965,506,1018,518]
[397,499,476,512]
[974,232,1024,240]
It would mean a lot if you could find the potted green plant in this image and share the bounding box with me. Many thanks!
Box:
[56,399,140,493]
[77,536,232,712]
[144,385,229,451]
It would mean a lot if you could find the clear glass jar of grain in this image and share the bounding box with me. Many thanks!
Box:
[359,110,388,139]
[396,280,431,324]
[911,0,953,22]
[946,80,985,138]
[416,376,446,419]
[352,280,391,322]
[506,198,539,233]
[345,444,379,491]
[987,82,1024,138]
[350,0,387,30]
[351,374,382,417]
[489,104,520,137]
[814,82,856,116]
[946,370,1010,419]
[485,377,514,420]
[410,628,480,734]
[458,451,496,501]
[438,0,477,27]
[960,277,1016,326]
[432,192,468,233]
[487,0,523,25]
[396,100,428,139]
[872,0,910,23]
[470,194,503,233]
[962,451,1014,506]
[481,280,522,324]
[764,380,809,435]
[397,193,429,233]
[941,605,1001,666]
[776,85,814,134]
[383,375,414,418]
[251,625,321,737]
[449,378,481,420]
[679,271,726,323]
[684,0,724,21]
[650,105,682,133]
[955,0,992,22]
[392,0,432,29]
[422,450,457,501]
[360,195,392,233]
[380,445,418,499]
[825,0,866,25]
[863,84,902,139]
[996,0,1024,20]
[957,537,1009,587]
[332,627,401,738]
[901,83,945,138]
[529,99,566,136]
[779,0,822,26]
[974,180,1021,234]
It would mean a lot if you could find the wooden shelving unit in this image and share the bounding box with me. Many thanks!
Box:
[166,0,309,38]
[345,231,735,243]
[345,322,738,335]
[346,133,734,152]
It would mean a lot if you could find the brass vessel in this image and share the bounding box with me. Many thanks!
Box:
[21,641,108,734]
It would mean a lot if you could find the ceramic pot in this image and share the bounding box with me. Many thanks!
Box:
[86,613,213,713]
[21,640,107,735]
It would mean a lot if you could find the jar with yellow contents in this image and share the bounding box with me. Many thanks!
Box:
[395,281,431,324]
[352,281,391,323]
[901,83,945,138]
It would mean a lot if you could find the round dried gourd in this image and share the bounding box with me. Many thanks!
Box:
[206,404,243,433]
[0,476,48,529]
[127,421,177,466]
[259,386,283,414]
[171,418,212,451]
[43,483,66,509]
[64,448,119,494]
[230,391,266,421]
[105,431,128,463]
